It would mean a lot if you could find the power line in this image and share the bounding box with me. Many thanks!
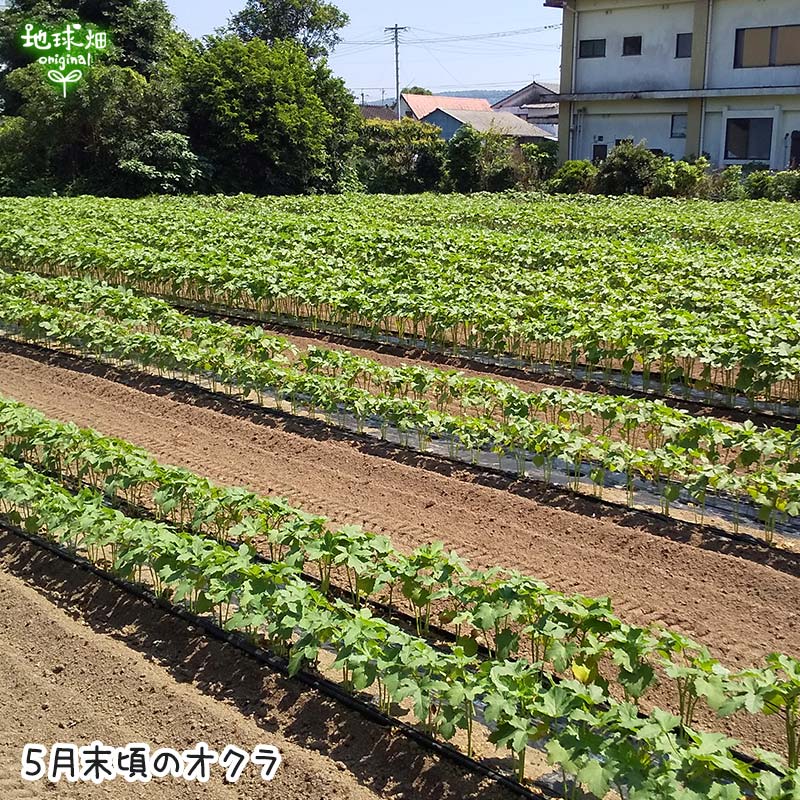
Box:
[406,30,462,90]
[339,24,561,47]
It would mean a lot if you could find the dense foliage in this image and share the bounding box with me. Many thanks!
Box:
[0,0,361,196]
[227,0,349,59]
[357,118,445,194]
[554,142,800,202]
[182,37,358,194]
[3,194,800,411]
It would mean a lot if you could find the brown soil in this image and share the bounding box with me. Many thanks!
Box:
[0,530,520,800]
[0,346,799,757]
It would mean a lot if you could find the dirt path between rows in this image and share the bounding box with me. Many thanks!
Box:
[0,530,517,800]
[1,348,798,755]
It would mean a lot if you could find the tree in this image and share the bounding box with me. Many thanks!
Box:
[0,61,194,195]
[358,118,445,193]
[446,124,482,192]
[0,0,180,81]
[444,125,523,193]
[117,130,203,194]
[312,59,362,192]
[519,141,558,187]
[228,0,349,58]
[478,127,516,192]
[401,86,432,96]
[182,36,358,194]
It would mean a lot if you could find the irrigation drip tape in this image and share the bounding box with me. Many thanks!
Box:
[170,299,800,425]
[0,521,552,800]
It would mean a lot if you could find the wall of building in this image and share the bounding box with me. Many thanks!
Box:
[707,0,800,90]
[702,94,800,168]
[570,100,691,160]
[566,95,800,168]
[574,1,695,93]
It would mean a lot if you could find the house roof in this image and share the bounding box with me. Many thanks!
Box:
[422,109,557,139]
[493,81,560,109]
[401,93,492,119]
[360,104,397,122]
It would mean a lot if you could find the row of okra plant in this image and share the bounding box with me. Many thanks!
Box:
[1,274,800,539]
[2,396,800,796]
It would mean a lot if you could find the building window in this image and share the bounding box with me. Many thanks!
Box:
[725,118,773,161]
[671,113,688,139]
[592,144,608,162]
[622,36,642,56]
[776,25,800,66]
[579,39,606,58]
[676,32,693,59]
[735,26,800,68]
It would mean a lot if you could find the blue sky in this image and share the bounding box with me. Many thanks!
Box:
[165,1,563,102]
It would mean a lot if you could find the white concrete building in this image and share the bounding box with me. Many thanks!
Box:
[545,0,800,168]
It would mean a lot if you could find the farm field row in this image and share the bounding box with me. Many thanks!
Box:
[0,530,495,800]
[3,195,800,407]
[1,270,798,540]
[2,346,798,754]
[4,191,800,798]
[2,396,800,798]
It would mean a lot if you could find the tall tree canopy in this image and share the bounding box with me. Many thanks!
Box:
[0,0,360,196]
[0,0,180,81]
[0,0,197,195]
[227,0,349,58]
[182,36,358,194]
[401,86,432,96]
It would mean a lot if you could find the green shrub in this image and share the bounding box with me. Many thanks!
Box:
[649,157,710,198]
[772,170,800,201]
[708,165,746,200]
[518,141,559,187]
[445,125,524,193]
[595,141,659,196]
[547,160,597,194]
[446,125,482,193]
[674,157,710,197]
[358,118,445,194]
[744,168,776,200]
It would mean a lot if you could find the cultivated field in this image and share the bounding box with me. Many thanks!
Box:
[1,194,800,799]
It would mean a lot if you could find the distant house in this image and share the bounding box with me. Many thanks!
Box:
[399,93,492,121]
[359,105,397,122]
[493,81,560,135]
[420,109,558,143]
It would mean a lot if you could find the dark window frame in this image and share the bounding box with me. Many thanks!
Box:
[724,117,774,161]
[675,32,693,59]
[622,35,643,56]
[671,113,688,139]
[734,25,800,68]
[579,38,606,59]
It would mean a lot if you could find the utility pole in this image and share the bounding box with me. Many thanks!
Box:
[385,24,409,120]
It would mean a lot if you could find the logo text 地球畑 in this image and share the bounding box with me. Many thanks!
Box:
[19,22,110,97]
